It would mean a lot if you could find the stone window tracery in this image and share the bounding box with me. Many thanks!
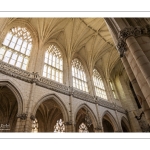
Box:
[109,80,117,99]
[0,27,32,70]
[72,58,88,92]
[43,44,63,83]
[32,118,38,133]
[79,123,89,132]
[93,69,107,100]
[54,119,65,132]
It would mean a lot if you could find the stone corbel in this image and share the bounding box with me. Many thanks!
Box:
[30,114,36,121]
[65,121,72,125]
[119,27,133,41]
[94,126,102,131]
[17,113,27,120]
[117,38,127,57]
[32,72,40,83]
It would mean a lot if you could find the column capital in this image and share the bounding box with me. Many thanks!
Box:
[17,113,27,120]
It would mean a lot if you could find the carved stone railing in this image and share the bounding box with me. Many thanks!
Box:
[72,88,95,103]
[0,61,33,83]
[115,105,127,114]
[96,97,115,110]
[0,60,126,114]
[37,76,70,95]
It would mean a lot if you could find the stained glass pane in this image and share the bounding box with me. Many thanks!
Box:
[93,69,107,100]
[43,44,63,84]
[0,27,32,70]
[72,58,88,92]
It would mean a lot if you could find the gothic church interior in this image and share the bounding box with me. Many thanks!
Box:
[0,18,150,132]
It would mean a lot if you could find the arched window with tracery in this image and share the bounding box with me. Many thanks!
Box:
[93,69,107,100]
[54,119,65,132]
[72,58,88,92]
[32,118,38,133]
[0,26,32,70]
[43,44,63,83]
[79,123,89,132]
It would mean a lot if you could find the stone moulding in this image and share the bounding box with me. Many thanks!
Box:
[0,60,126,114]
[117,25,150,57]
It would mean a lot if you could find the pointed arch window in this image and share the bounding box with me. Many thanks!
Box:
[43,44,63,83]
[93,69,107,100]
[0,26,32,70]
[32,118,38,133]
[72,58,88,92]
[109,80,117,99]
[79,123,89,132]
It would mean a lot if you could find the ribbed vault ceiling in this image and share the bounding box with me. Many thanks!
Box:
[0,18,120,79]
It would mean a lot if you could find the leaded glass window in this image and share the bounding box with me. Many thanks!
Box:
[93,69,107,99]
[72,58,88,92]
[0,27,32,70]
[54,119,65,132]
[79,123,89,132]
[32,118,38,133]
[43,44,63,83]
[109,80,117,99]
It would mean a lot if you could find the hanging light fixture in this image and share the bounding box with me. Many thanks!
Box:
[85,110,92,127]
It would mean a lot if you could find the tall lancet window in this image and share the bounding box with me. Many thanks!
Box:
[43,44,63,83]
[72,58,88,92]
[93,69,107,100]
[0,26,32,70]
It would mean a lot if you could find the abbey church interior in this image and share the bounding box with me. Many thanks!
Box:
[0,18,150,132]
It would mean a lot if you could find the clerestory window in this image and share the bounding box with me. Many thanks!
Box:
[72,58,88,92]
[93,69,107,100]
[43,44,63,83]
[0,26,32,70]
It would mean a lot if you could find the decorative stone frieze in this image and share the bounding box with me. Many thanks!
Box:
[0,60,126,114]
[72,88,95,103]
[37,76,70,95]
[96,97,115,110]
[17,113,27,120]
[117,25,150,57]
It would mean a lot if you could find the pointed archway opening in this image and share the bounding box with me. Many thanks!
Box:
[102,115,114,132]
[35,99,64,132]
[0,86,18,132]
[76,107,94,132]
[121,119,130,132]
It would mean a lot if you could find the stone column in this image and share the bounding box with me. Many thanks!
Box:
[122,56,150,125]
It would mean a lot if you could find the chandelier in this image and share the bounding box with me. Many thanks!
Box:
[85,110,92,127]
[54,119,65,132]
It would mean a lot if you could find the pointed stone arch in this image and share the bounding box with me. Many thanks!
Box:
[102,110,119,132]
[0,80,23,115]
[74,103,98,132]
[121,116,131,132]
[32,93,69,123]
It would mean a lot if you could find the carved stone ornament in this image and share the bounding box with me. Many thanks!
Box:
[119,27,133,41]
[117,39,127,57]
[17,113,27,120]
[133,26,147,37]
[94,126,102,131]
[0,61,126,114]
[30,115,35,121]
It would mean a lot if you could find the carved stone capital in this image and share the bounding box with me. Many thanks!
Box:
[94,126,102,131]
[133,26,147,37]
[30,115,36,121]
[17,113,27,120]
[146,25,150,36]
[65,121,72,125]
[119,27,133,41]
[117,39,127,57]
